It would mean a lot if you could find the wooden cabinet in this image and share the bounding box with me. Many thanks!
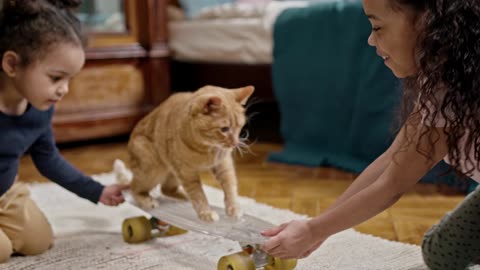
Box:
[53,0,170,143]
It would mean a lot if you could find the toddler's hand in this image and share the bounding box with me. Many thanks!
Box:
[99,184,130,206]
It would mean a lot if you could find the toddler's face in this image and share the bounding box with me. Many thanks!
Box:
[363,0,422,78]
[14,43,85,111]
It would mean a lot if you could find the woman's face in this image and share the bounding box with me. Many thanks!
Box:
[363,0,422,78]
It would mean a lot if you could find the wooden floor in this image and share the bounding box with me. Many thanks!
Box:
[18,138,465,246]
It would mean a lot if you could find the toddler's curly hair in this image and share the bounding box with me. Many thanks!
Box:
[0,0,85,67]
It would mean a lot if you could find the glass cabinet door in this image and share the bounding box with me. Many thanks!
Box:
[76,0,126,33]
[0,0,141,48]
[76,0,140,48]
[0,0,127,34]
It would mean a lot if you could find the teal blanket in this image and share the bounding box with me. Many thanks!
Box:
[268,0,400,172]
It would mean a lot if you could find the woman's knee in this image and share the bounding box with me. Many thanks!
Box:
[421,225,439,268]
[421,221,454,269]
[421,217,476,270]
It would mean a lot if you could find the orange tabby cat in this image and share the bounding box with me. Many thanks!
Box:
[125,85,254,222]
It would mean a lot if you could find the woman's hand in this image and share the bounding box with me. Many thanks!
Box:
[99,184,129,206]
[260,219,326,259]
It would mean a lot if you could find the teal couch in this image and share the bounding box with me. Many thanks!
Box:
[268,0,400,172]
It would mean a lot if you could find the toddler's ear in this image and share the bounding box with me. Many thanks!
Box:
[232,86,255,105]
[191,95,222,115]
[2,51,21,77]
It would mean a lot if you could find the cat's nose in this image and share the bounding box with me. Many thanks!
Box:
[230,138,240,148]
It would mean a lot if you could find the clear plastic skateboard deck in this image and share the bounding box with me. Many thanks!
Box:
[121,191,297,270]
[125,191,272,244]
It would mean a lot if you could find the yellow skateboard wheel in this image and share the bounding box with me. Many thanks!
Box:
[266,256,298,270]
[217,251,255,270]
[122,216,152,243]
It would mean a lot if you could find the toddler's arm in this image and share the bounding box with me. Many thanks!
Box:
[29,126,104,203]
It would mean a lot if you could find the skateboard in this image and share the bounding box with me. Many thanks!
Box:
[121,191,297,270]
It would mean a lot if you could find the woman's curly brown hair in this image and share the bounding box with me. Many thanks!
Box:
[393,0,480,176]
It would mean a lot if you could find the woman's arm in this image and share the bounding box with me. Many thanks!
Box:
[262,121,449,258]
[308,123,448,242]
[322,141,394,213]
[322,124,413,214]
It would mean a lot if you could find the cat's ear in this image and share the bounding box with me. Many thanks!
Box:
[232,86,255,105]
[192,95,222,115]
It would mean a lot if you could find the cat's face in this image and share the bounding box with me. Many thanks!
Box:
[189,85,254,149]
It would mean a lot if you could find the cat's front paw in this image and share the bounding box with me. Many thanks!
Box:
[198,210,219,223]
[226,204,243,219]
[136,196,159,210]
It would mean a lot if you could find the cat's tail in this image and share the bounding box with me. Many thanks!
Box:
[113,159,132,185]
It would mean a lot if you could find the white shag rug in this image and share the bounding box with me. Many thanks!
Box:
[2,172,433,270]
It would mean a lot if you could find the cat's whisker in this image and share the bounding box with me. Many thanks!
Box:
[235,145,245,157]
[229,129,252,157]
[246,112,260,125]
[231,141,244,157]
[241,145,252,156]
[234,139,255,157]
[239,133,251,145]
[240,129,250,141]
[239,138,256,156]
[244,96,262,111]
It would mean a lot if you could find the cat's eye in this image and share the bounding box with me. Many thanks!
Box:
[220,127,230,133]
[49,75,62,82]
